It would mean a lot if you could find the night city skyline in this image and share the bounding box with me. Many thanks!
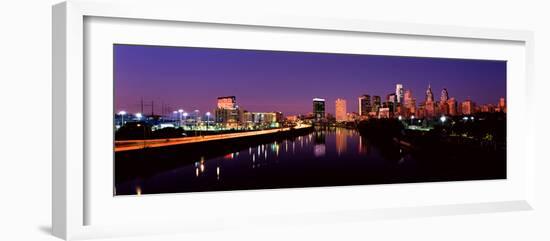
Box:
[114,44,506,116]
[114,44,507,195]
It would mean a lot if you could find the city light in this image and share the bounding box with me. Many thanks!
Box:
[118,111,126,126]
[135,113,142,119]
[440,116,446,123]
[398,115,402,120]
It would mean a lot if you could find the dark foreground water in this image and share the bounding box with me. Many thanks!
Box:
[115,127,505,195]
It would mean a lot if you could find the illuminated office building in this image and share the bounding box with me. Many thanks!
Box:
[215,96,241,126]
[313,98,326,122]
[395,84,404,104]
[335,98,347,122]
[358,95,371,116]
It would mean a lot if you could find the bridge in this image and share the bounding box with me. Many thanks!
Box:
[115,124,312,152]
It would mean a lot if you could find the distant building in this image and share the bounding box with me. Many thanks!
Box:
[372,95,381,113]
[403,89,416,116]
[480,104,495,113]
[335,98,347,122]
[312,98,326,122]
[438,89,449,115]
[217,96,236,109]
[286,115,298,122]
[497,97,506,113]
[440,88,449,102]
[358,95,371,116]
[242,111,282,128]
[461,99,474,115]
[346,112,359,122]
[447,97,457,116]
[378,107,390,119]
[425,84,434,103]
[215,96,241,127]
[395,84,404,104]
[386,93,397,113]
[424,85,435,118]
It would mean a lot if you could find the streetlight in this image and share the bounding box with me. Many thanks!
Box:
[182,112,188,129]
[194,110,200,128]
[440,115,446,123]
[178,109,184,127]
[206,112,211,130]
[172,111,178,124]
[118,111,126,126]
[398,115,402,121]
[135,112,142,120]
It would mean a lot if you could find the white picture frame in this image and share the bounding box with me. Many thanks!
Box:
[52,0,535,240]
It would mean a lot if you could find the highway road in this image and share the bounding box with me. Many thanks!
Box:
[115,125,311,152]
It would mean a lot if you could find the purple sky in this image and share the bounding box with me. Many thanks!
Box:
[114,44,506,116]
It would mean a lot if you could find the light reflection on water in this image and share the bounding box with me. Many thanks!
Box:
[117,127,412,195]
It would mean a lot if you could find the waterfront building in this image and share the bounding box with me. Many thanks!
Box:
[372,95,382,113]
[378,107,390,119]
[286,115,298,122]
[346,112,359,122]
[217,96,236,109]
[358,95,371,116]
[313,98,326,122]
[335,98,347,122]
[215,96,241,127]
[395,84,404,104]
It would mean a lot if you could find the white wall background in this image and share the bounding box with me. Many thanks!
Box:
[0,0,548,240]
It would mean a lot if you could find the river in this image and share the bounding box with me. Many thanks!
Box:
[115,126,505,195]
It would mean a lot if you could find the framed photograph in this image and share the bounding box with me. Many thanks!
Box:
[53,0,535,240]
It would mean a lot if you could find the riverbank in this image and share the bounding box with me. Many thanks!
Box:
[115,124,312,152]
[115,125,314,183]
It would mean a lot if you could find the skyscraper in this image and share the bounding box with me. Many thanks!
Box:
[386,93,397,113]
[395,84,404,104]
[425,84,434,103]
[447,97,457,116]
[439,88,450,115]
[461,99,474,115]
[358,95,371,116]
[372,95,381,113]
[425,84,435,117]
[313,98,326,122]
[335,98,347,122]
[403,89,416,116]
[440,88,449,102]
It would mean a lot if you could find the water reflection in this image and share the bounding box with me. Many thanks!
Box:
[117,127,414,195]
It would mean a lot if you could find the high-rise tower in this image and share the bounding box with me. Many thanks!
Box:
[335,98,347,122]
[395,84,404,104]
